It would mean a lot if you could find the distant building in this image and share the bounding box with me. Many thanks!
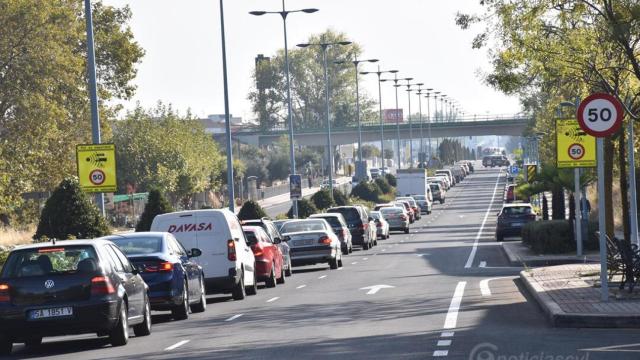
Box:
[199,114,246,134]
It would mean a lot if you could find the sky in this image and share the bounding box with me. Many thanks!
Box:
[102,0,522,121]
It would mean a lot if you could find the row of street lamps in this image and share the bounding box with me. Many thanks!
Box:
[247,0,464,215]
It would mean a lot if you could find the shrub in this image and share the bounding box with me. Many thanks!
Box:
[332,189,350,206]
[385,173,397,187]
[34,177,110,240]
[374,178,392,195]
[0,248,9,267]
[349,197,376,211]
[287,199,318,219]
[311,189,335,210]
[351,181,383,203]
[136,189,174,231]
[237,200,268,221]
[521,220,574,254]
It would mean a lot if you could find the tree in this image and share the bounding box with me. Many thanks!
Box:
[311,189,335,210]
[0,1,143,222]
[361,145,380,159]
[332,189,350,206]
[34,177,110,240]
[384,148,394,160]
[237,200,267,221]
[136,189,174,232]
[287,199,317,219]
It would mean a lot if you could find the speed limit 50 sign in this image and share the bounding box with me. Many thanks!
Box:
[556,119,596,168]
[577,93,624,137]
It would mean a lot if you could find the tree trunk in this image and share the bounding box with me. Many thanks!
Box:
[552,188,565,220]
[619,127,630,242]
[542,194,549,220]
[605,137,615,239]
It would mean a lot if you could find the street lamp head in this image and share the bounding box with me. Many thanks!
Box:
[366,59,379,63]
[389,70,399,74]
[296,43,310,48]
[416,83,424,86]
[338,41,352,46]
[249,11,267,16]
[404,77,413,81]
[360,71,372,75]
[559,101,576,108]
[302,8,319,13]
[426,88,433,91]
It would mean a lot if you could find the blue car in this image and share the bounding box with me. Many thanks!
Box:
[102,232,206,320]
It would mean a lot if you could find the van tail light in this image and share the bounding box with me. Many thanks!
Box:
[91,276,115,296]
[318,236,332,245]
[360,223,368,230]
[145,262,174,272]
[0,283,10,303]
[227,239,237,261]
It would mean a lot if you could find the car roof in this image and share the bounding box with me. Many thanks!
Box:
[102,232,167,240]
[242,225,265,233]
[309,213,341,218]
[502,203,532,208]
[13,239,114,251]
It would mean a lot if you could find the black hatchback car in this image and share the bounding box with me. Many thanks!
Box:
[103,232,207,320]
[327,206,373,250]
[0,239,151,355]
[496,204,537,241]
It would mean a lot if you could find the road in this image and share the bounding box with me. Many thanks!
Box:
[9,165,640,359]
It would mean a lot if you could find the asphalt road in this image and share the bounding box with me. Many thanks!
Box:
[9,165,640,359]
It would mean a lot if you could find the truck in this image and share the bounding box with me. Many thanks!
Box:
[396,168,429,197]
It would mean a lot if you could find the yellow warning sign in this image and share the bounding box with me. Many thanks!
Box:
[556,119,596,168]
[76,144,117,193]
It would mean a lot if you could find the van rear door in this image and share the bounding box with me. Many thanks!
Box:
[194,212,232,279]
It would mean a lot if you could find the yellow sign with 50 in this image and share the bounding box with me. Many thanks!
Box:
[556,119,596,168]
[76,144,117,193]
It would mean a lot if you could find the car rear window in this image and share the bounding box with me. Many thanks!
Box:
[243,231,259,246]
[503,207,533,215]
[109,237,163,255]
[314,216,341,228]
[2,246,99,278]
[281,221,326,233]
[328,208,360,222]
[381,207,403,215]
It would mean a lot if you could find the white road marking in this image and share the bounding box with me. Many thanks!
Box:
[351,262,358,265]
[360,284,395,295]
[337,267,344,271]
[433,350,449,357]
[437,340,452,346]
[225,314,243,322]
[296,284,306,289]
[416,253,430,257]
[363,257,368,261]
[441,331,455,337]
[480,276,517,297]
[266,297,279,303]
[479,261,487,268]
[318,275,327,279]
[165,340,190,351]
[444,281,466,329]
[382,249,387,252]
[464,172,502,268]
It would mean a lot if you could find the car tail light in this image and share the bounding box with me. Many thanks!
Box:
[318,236,332,245]
[360,223,368,229]
[145,261,174,272]
[252,245,264,257]
[0,283,10,303]
[227,239,236,261]
[376,222,382,228]
[91,276,115,296]
[400,215,408,220]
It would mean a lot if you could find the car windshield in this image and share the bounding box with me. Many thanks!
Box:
[2,246,99,278]
[109,236,163,255]
[281,221,326,233]
[429,185,439,191]
[502,206,533,215]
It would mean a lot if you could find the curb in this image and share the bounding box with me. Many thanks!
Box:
[520,270,640,328]
[503,242,597,267]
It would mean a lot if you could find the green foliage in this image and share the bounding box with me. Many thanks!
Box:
[287,199,317,219]
[521,220,573,254]
[0,249,8,267]
[360,145,380,159]
[384,173,397,187]
[311,189,335,210]
[0,1,143,222]
[34,178,110,240]
[374,178,393,195]
[237,200,267,221]
[113,103,224,204]
[438,139,473,164]
[351,182,383,203]
[136,189,174,232]
[275,213,289,220]
[349,197,375,211]
[332,189,350,206]
[383,148,394,160]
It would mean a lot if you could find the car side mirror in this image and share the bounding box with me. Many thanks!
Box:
[188,248,202,258]
[368,217,374,222]
[283,236,291,242]
[131,268,140,276]
[273,237,282,244]
[496,212,501,216]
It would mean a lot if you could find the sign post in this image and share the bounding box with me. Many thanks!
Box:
[577,93,624,302]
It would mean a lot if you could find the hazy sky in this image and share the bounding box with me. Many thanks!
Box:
[102,0,521,120]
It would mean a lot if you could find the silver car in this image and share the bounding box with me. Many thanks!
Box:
[370,211,390,239]
[280,219,343,269]
[380,206,410,234]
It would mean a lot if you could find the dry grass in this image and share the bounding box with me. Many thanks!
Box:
[0,226,35,247]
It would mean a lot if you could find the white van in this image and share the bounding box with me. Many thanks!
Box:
[435,169,455,186]
[150,209,257,300]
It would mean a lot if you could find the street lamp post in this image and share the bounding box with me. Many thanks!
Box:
[361,68,399,175]
[335,57,378,176]
[425,90,435,160]
[404,79,415,167]
[249,1,318,218]
[381,74,405,170]
[415,84,428,165]
[297,40,352,196]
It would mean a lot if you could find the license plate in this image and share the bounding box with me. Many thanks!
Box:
[29,307,73,320]
[511,223,523,227]
[294,239,315,246]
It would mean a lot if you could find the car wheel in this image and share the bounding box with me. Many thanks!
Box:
[109,302,129,347]
[172,280,189,320]
[24,336,42,348]
[362,240,369,250]
[266,263,277,288]
[329,257,339,270]
[338,253,343,268]
[341,245,348,255]
[349,245,353,254]
[277,264,285,284]
[0,334,12,356]
[496,233,504,242]
[404,227,410,234]
[245,270,258,295]
[285,258,293,277]
[231,271,246,300]
[133,296,152,337]
[440,199,445,204]
[190,276,207,313]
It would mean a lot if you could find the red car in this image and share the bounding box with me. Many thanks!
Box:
[242,226,285,288]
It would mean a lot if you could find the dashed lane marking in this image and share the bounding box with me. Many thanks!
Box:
[266,297,279,303]
[225,314,243,322]
[479,261,487,268]
[433,350,449,357]
[296,285,306,289]
[318,275,327,279]
[165,340,190,351]
[437,340,452,346]
[441,332,454,337]
[444,281,466,329]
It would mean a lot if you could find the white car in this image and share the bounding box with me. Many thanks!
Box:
[151,209,258,300]
[370,211,390,239]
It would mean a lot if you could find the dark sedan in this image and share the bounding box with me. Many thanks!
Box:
[0,240,151,355]
[495,204,537,241]
[103,232,206,320]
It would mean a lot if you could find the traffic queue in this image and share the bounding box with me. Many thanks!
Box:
[0,163,474,355]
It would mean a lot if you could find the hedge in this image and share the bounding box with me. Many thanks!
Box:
[521,220,574,254]
[237,200,268,221]
[332,189,350,206]
[350,181,383,203]
[311,189,335,210]
[287,199,318,219]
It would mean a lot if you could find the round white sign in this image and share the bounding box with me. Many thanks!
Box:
[577,93,624,137]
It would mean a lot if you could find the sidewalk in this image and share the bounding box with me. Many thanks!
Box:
[521,264,640,328]
[503,241,599,267]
